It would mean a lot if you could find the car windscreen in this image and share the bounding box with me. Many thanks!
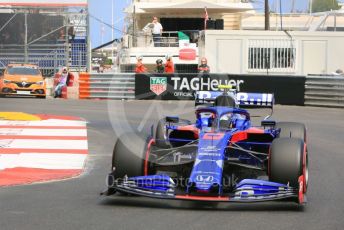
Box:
[7,67,40,76]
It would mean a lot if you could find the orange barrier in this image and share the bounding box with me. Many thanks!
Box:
[78,72,90,99]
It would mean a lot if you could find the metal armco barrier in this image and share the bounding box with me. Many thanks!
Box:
[79,73,135,100]
[305,75,344,108]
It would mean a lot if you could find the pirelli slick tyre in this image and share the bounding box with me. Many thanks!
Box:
[269,138,304,188]
[111,133,149,179]
[276,122,306,142]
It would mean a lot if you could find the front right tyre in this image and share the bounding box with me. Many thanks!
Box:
[269,137,305,188]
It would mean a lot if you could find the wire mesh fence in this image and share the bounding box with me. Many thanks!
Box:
[0,42,87,76]
[0,7,88,76]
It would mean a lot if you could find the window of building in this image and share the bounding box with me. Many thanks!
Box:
[248,39,296,73]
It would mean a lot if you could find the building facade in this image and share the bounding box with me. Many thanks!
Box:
[199,30,344,75]
[120,0,254,72]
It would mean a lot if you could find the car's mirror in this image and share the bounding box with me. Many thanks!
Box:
[166,116,179,123]
[261,120,276,127]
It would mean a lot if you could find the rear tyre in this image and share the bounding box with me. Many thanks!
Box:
[269,138,304,187]
[276,122,306,141]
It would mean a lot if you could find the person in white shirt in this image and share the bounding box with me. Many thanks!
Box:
[54,67,70,98]
[152,16,163,47]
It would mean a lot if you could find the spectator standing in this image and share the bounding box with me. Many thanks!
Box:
[135,56,147,73]
[54,67,71,98]
[152,17,163,47]
[155,59,165,73]
[165,55,175,73]
[198,57,210,73]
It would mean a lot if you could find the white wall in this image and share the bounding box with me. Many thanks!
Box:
[201,30,344,75]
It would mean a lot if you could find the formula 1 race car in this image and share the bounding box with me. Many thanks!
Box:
[103,86,308,205]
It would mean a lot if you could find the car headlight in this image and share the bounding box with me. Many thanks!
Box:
[36,81,44,86]
[3,79,11,84]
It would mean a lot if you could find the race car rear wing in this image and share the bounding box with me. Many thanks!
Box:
[195,91,275,109]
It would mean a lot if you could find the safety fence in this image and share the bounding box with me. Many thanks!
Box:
[119,64,198,74]
[78,73,135,100]
[125,31,179,48]
[135,74,306,105]
[0,42,87,76]
[0,8,88,76]
[73,73,305,105]
[305,75,344,108]
[63,73,344,109]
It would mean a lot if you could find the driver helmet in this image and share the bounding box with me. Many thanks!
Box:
[219,113,236,129]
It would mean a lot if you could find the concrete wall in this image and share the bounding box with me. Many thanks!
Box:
[200,30,344,75]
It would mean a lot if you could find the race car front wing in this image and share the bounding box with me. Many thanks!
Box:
[103,174,304,203]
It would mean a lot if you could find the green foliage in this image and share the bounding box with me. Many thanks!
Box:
[312,0,340,13]
[104,58,113,65]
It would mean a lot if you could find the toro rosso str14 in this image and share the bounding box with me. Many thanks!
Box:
[103,86,308,204]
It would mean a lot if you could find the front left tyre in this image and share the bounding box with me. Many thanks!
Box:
[269,137,306,188]
[107,133,151,195]
[111,133,150,179]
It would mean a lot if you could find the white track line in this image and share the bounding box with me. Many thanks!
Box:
[0,139,88,150]
[0,128,87,136]
[0,119,87,127]
[0,154,87,170]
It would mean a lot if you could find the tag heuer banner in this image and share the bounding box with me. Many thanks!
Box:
[150,77,167,96]
[135,74,306,105]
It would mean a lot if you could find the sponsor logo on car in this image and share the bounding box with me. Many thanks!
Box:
[236,93,274,106]
[150,77,167,95]
[196,175,214,183]
[197,91,274,106]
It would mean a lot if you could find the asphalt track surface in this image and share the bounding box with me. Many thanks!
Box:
[0,98,344,230]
